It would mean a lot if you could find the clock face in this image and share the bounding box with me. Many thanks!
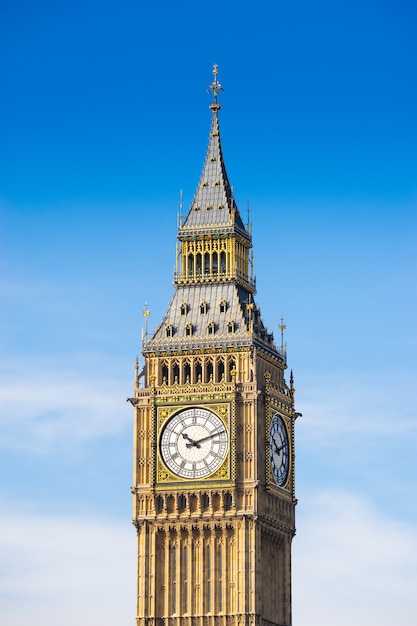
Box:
[270,413,290,487]
[160,407,228,479]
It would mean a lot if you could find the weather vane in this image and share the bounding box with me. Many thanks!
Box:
[207,63,223,105]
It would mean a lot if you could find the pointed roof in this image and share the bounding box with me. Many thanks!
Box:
[180,67,249,240]
[142,66,285,365]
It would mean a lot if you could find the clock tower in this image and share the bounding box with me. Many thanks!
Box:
[129,66,299,626]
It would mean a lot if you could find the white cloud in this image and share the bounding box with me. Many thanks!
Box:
[0,505,136,626]
[293,490,417,625]
[0,358,131,453]
[297,373,417,443]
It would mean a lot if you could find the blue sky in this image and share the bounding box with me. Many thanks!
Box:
[1,1,416,624]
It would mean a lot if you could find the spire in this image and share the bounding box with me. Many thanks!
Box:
[180,65,248,239]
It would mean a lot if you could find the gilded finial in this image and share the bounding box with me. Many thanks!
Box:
[142,302,150,341]
[278,316,287,354]
[207,63,223,109]
[178,189,183,227]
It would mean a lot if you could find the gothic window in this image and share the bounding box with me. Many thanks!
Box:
[227,321,235,334]
[166,494,174,514]
[223,492,233,509]
[212,251,218,272]
[201,493,210,508]
[219,299,227,313]
[172,545,177,613]
[218,543,223,612]
[207,321,215,335]
[185,323,193,337]
[161,362,169,384]
[220,251,226,272]
[183,545,189,613]
[227,358,236,382]
[184,361,191,383]
[166,324,173,338]
[187,255,194,275]
[206,360,214,381]
[217,359,225,381]
[173,362,180,383]
[195,360,202,382]
[180,302,187,316]
[200,300,207,314]
[206,544,211,613]
[196,252,202,274]
[204,252,210,274]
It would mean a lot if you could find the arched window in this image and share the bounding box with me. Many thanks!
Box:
[219,299,227,314]
[200,300,207,315]
[212,251,218,272]
[185,323,193,337]
[206,360,214,382]
[172,545,177,613]
[196,252,202,275]
[195,360,202,383]
[184,361,191,383]
[187,255,194,276]
[183,545,189,613]
[218,543,223,612]
[220,251,226,272]
[166,324,173,338]
[206,544,211,613]
[201,492,210,508]
[173,362,180,383]
[227,321,235,334]
[227,358,236,382]
[207,321,215,335]
[204,253,210,274]
[161,362,168,384]
[217,359,225,381]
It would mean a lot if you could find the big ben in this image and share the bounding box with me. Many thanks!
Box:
[129,66,299,626]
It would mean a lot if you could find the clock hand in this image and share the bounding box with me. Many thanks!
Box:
[193,429,225,446]
[182,433,202,449]
[273,440,286,454]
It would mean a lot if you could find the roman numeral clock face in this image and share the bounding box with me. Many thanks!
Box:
[160,408,228,479]
[270,413,290,487]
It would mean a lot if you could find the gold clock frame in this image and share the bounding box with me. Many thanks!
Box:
[155,402,232,486]
[266,404,293,493]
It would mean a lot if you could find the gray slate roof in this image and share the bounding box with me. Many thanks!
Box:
[143,100,284,363]
[180,106,248,238]
[144,282,282,358]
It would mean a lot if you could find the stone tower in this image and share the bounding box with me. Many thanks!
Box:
[129,66,299,626]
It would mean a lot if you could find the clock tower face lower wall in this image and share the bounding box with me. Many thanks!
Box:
[135,517,293,626]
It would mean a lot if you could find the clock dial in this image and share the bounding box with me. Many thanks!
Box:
[160,407,228,479]
[270,413,290,487]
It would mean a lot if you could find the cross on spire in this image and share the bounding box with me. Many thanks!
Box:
[207,64,223,108]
